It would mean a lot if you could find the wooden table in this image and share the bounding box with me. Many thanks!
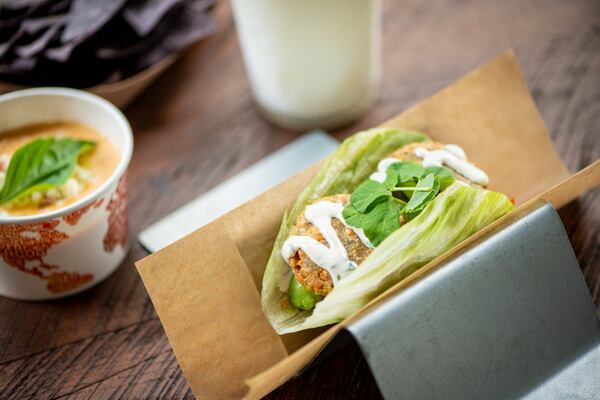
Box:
[1,0,599,398]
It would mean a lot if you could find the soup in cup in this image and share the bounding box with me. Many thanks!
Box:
[0,88,133,300]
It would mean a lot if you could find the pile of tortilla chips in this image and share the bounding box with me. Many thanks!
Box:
[0,0,215,88]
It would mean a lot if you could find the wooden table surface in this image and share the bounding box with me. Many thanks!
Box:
[1,0,599,399]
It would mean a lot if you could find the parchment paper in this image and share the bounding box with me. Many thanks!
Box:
[136,50,600,399]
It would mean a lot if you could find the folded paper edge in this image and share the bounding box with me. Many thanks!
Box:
[136,230,289,399]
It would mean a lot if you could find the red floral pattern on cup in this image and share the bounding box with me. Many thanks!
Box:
[62,198,104,226]
[0,219,93,294]
[104,174,128,252]
[0,174,129,295]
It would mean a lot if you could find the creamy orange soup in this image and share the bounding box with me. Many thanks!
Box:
[0,122,121,216]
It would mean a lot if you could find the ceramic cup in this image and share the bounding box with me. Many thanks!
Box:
[0,88,133,300]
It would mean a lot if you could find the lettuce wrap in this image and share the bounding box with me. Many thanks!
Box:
[261,128,514,334]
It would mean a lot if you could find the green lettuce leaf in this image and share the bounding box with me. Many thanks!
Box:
[278,184,514,333]
[268,181,514,334]
[261,128,429,331]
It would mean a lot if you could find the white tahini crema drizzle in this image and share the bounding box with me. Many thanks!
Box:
[414,144,488,186]
[281,201,373,286]
[369,144,489,186]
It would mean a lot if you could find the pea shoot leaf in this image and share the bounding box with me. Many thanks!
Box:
[383,167,399,188]
[343,197,402,246]
[386,161,425,187]
[424,165,455,190]
[350,180,391,212]
[405,173,440,213]
[344,161,453,246]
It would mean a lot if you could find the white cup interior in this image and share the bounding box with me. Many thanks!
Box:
[0,88,133,223]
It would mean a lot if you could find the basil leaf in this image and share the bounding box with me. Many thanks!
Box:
[0,138,96,204]
[423,166,455,190]
[386,161,425,186]
[405,173,440,213]
[350,180,391,213]
[343,197,401,246]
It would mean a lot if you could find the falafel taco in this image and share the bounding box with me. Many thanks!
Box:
[261,128,514,334]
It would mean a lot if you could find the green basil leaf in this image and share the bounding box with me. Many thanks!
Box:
[423,166,455,190]
[387,161,425,185]
[343,197,402,246]
[350,179,392,213]
[404,173,440,213]
[0,138,96,204]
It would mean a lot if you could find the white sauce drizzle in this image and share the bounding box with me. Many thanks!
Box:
[444,144,466,159]
[282,201,373,285]
[414,144,489,186]
[370,145,489,187]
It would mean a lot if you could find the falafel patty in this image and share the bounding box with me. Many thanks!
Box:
[287,194,372,296]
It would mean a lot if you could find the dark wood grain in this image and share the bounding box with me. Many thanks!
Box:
[1,0,599,398]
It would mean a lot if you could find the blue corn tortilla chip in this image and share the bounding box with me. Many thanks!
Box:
[1,0,50,11]
[0,29,25,58]
[98,0,214,63]
[123,0,182,37]
[16,22,62,58]
[22,15,68,34]
[61,0,126,43]
[0,0,216,87]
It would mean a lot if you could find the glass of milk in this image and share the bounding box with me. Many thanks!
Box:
[231,0,381,131]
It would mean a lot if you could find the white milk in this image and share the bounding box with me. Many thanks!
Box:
[231,0,381,130]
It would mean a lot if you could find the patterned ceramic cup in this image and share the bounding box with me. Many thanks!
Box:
[0,88,133,300]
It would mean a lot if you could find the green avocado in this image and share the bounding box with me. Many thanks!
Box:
[288,275,323,311]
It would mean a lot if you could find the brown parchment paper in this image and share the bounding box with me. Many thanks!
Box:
[136,50,600,399]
